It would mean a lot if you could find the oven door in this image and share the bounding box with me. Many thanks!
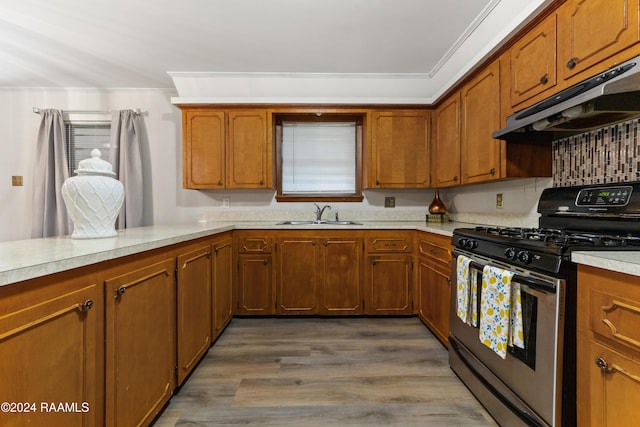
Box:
[449,249,566,427]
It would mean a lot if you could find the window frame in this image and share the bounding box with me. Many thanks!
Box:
[64,115,112,177]
[274,113,364,202]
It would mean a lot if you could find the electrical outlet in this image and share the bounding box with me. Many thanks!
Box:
[496,193,503,209]
[12,176,23,186]
[384,197,396,208]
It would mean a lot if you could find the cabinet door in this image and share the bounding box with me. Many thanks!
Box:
[461,61,502,184]
[509,13,558,108]
[0,271,101,427]
[418,257,451,346]
[276,237,321,314]
[104,258,176,427]
[364,254,412,315]
[321,237,363,314]
[558,0,640,81]
[176,244,211,384]
[433,93,461,187]
[227,110,270,188]
[237,255,273,314]
[212,235,234,337]
[370,110,430,188]
[582,342,640,426]
[183,110,225,189]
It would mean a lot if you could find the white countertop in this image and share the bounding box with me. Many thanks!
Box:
[0,220,470,287]
[572,251,640,278]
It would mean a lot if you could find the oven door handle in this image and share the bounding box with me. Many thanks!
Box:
[458,258,557,294]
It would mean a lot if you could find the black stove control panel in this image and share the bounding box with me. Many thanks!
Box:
[576,185,632,207]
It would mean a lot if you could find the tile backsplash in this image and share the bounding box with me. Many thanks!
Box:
[552,118,640,187]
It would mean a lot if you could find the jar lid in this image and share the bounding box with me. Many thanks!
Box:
[75,149,116,177]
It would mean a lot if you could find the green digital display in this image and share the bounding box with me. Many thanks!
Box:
[598,191,610,197]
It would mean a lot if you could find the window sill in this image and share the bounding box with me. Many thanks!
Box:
[275,195,364,203]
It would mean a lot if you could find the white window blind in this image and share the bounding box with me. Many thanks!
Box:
[64,122,111,175]
[281,121,356,195]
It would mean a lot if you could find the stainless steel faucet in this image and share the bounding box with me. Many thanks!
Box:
[313,203,332,223]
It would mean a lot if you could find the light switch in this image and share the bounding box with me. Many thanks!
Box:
[12,176,23,186]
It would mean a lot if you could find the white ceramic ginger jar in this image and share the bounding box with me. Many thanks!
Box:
[61,149,124,239]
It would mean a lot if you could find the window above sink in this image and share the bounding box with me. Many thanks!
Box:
[274,112,364,202]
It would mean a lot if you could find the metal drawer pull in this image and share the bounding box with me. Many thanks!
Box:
[116,286,126,297]
[80,299,94,312]
[595,357,640,383]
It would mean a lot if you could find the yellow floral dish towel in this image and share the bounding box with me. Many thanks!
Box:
[479,265,516,358]
[456,255,472,323]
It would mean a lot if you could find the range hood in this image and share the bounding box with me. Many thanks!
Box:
[494,54,640,141]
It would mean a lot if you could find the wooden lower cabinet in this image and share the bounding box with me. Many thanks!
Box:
[276,236,321,314]
[176,243,212,385]
[104,255,176,427]
[236,233,274,315]
[320,236,363,314]
[417,232,452,346]
[364,253,413,314]
[211,234,234,338]
[0,268,102,427]
[577,265,640,426]
[363,232,413,315]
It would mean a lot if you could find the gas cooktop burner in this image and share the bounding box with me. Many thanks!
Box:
[472,226,640,248]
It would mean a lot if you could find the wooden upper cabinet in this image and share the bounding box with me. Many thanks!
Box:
[183,110,225,188]
[181,108,271,189]
[558,0,640,82]
[508,13,558,108]
[369,110,430,188]
[461,61,502,184]
[227,110,270,188]
[433,92,461,187]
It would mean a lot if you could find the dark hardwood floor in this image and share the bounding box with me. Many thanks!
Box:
[153,317,497,426]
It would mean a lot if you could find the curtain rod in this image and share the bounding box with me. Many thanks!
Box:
[33,107,141,115]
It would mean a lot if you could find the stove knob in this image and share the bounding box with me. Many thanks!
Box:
[505,247,517,260]
[458,238,468,248]
[467,239,478,249]
[517,250,532,264]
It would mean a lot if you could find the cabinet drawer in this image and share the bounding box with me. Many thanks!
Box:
[418,238,451,265]
[590,288,640,354]
[238,237,272,254]
[366,237,411,253]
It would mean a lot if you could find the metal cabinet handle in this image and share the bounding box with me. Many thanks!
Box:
[323,240,329,247]
[371,258,377,265]
[116,286,126,297]
[566,58,577,69]
[311,240,317,246]
[259,179,264,185]
[489,168,496,175]
[263,258,269,265]
[80,299,94,312]
[214,247,219,255]
[217,180,223,186]
[595,357,640,383]
[453,175,458,182]
[540,74,548,84]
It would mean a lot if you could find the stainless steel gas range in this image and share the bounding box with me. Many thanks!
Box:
[449,181,640,427]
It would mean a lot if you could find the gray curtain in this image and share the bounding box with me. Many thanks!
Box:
[31,109,71,238]
[110,110,143,229]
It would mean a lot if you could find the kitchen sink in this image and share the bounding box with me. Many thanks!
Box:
[277,220,361,226]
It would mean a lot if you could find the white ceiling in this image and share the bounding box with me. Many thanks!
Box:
[0,0,504,89]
